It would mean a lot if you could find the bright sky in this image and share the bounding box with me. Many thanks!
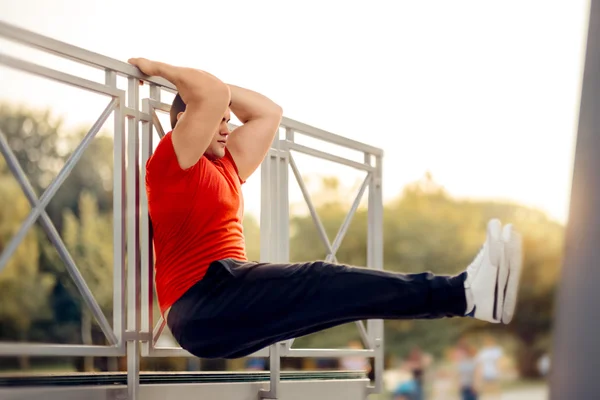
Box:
[0,0,591,224]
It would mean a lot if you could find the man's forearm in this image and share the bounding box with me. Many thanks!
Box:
[228,85,282,123]
[129,58,229,105]
[161,65,229,105]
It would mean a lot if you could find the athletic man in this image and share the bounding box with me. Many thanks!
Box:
[129,57,523,360]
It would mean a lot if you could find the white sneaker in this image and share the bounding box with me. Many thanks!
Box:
[464,219,519,324]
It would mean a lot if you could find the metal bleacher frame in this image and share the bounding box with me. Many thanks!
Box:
[0,20,384,400]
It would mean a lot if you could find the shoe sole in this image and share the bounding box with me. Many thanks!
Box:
[496,226,510,322]
[472,219,503,323]
[501,224,523,324]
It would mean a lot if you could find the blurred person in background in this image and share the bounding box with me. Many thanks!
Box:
[340,340,372,374]
[476,335,504,398]
[392,346,432,400]
[455,339,479,400]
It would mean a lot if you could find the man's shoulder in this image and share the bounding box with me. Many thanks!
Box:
[146,132,209,188]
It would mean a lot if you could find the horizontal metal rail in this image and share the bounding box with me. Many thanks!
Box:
[281,117,383,157]
[286,142,375,172]
[0,343,124,357]
[0,53,124,97]
[0,20,176,90]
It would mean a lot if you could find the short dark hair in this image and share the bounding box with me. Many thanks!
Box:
[170,93,186,129]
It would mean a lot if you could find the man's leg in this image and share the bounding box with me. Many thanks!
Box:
[169,259,466,359]
[167,219,521,359]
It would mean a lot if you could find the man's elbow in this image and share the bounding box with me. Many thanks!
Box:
[249,102,282,124]
[267,103,283,120]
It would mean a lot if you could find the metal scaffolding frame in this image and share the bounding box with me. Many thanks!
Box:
[0,20,384,400]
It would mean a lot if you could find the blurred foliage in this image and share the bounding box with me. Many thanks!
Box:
[0,157,54,341]
[0,104,562,378]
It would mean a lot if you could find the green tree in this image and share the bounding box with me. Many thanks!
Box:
[0,161,54,368]
[0,104,64,197]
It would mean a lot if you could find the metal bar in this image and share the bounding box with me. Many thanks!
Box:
[259,344,280,399]
[107,72,127,351]
[0,20,176,91]
[281,117,383,157]
[149,85,161,102]
[550,1,600,398]
[149,347,376,359]
[126,77,141,400]
[123,108,152,123]
[286,349,375,358]
[0,343,123,357]
[286,128,295,142]
[289,154,336,258]
[151,109,166,139]
[145,347,192,358]
[355,321,372,349]
[367,154,385,394]
[147,346,270,358]
[127,342,140,399]
[140,98,155,357]
[0,53,122,97]
[260,150,274,262]
[286,141,375,172]
[277,130,291,353]
[273,137,283,262]
[147,99,170,113]
[278,130,291,263]
[146,345,376,360]
[328,173,371,259]
[152,317,167,345]
[0,98,117,272]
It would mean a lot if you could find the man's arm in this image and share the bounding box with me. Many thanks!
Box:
[226,85,283,181]
[128,58,231,170]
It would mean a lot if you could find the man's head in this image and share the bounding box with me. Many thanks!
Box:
[170,93,231,160]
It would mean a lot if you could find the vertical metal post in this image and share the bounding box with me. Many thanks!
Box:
[140,87,159,356]
[272,133,282,262]
[282,128,294,353]
[258,131,288,399]
[278,128,292,264]
[107,70,127,353]
[259,343,281,399]
[550,1,600,398]
[366,153,384,394]
[260,148,274,262]
[126,77,141,400]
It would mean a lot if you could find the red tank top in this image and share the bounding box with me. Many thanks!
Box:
[145,132,247,314]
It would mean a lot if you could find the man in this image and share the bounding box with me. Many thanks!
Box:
[129,57,523,360]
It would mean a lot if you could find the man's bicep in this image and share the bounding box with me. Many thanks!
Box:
[227,116,281,181]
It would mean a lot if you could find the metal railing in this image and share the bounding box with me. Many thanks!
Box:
[0,20,384,400]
